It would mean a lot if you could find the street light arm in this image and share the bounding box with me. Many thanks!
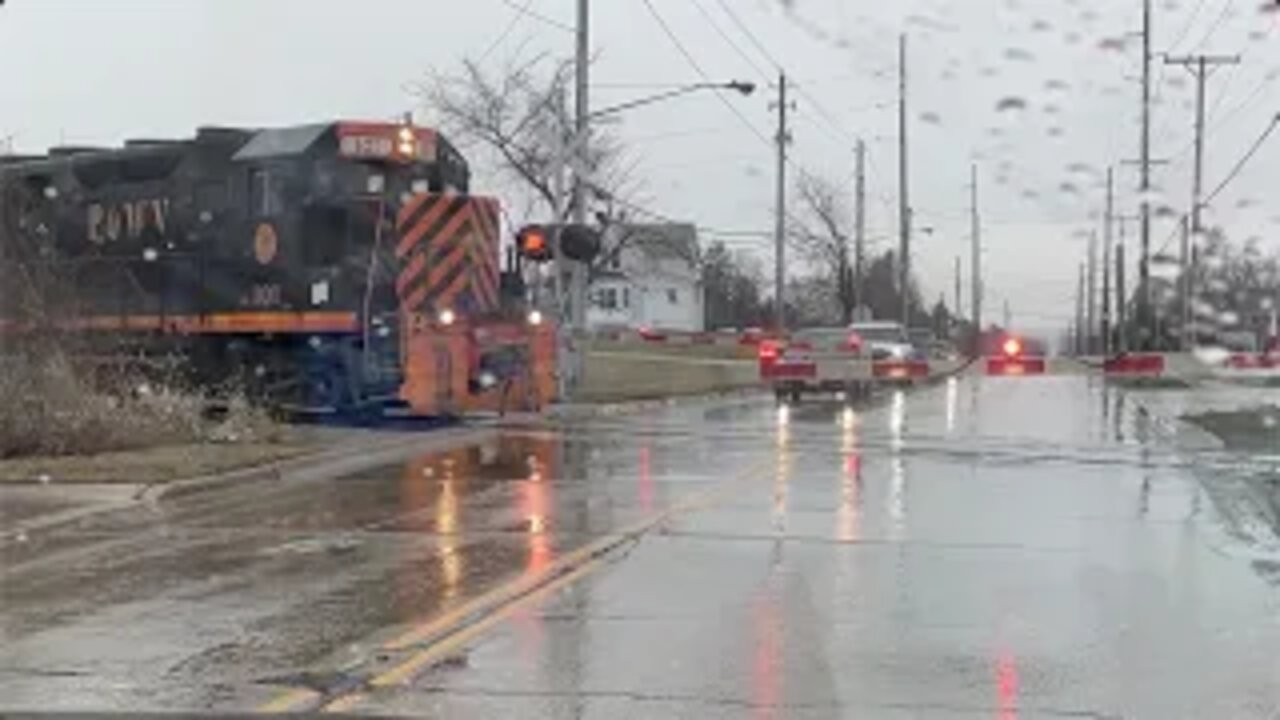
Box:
[589,81,753,120]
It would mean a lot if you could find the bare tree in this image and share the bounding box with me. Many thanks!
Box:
[413,54,676,286]
[789,171,856,323]
[412,56,638,223]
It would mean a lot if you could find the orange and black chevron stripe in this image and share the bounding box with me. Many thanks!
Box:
[395,194,501,316]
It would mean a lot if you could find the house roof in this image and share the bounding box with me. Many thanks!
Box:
[618,223,698,262]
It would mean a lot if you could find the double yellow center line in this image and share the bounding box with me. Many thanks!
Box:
[258,456,771,714]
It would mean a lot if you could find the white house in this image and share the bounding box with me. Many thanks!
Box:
[586,223,704,333]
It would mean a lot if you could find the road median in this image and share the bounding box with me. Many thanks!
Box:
[580,348,759,403]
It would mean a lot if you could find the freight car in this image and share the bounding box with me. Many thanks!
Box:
[0,119,554,415]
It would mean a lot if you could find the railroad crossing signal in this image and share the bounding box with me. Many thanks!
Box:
[517,225,553,262]
[515,224,602,264]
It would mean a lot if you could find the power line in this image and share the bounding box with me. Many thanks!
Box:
[1163,12,1274,168]
[589,182,766,242]
[497,0,574,33]
[792,109,849,146]
[1155,109,1275,254]
[1168,0,1212,51]
[1193,0,1236,51]
[479,0,537,62]
[1206,69,1277,132]
[711,0,782,70]
[637,0,772,148]
[686,0,770,79]
[709,0,859,147]
[1203,112,1279,205]
[1152,0,1211,147]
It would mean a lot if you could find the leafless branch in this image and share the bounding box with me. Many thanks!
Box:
[412,54,631,223]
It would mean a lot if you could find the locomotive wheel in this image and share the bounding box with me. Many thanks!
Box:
[307,358,356,413]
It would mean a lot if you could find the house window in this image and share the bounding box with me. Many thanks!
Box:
[608,252,622,271]
[597,287,618,310]
[667,288,679,304]
[622,287,630,308]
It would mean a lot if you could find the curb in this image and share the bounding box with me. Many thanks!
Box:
[137,424,498,502]
[547,387,768,421]
[3,425,501,545]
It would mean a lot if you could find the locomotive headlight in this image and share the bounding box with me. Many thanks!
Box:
[527,309,544,326]
[397,127,416,157]
[142,248,158,262]
[437,308,456,326]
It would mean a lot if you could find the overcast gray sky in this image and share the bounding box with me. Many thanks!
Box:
[3,0,1278,333]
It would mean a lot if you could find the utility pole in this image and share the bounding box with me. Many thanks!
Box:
[970,164,982,340]
[1087,230,1098,354]
[555,0,590,398]
[1138,0,1154,347]
[898,34,912,327]
[1164,53,1240,233]
[551,87,569,398]
[1076,262,1086,356]
[953,256,962,321]
[1116,237,1128,354]
[572,0,589,228]
[1166,53,1237,351]
[854,139,867,318]
[1120,154,1166,347]
[837,221,851,325]
[1102,167,1114,356]
[773,72,790,332]
[1003,299,1011,330]
[570,0,590,329]
[1179,215,1191,349]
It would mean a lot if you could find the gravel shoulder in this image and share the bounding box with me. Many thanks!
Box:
[1181,404,1280,540]
[1182,404,1280,452]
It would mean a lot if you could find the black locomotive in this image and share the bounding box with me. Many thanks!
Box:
[0,119,520,411]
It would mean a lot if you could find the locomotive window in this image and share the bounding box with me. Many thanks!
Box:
[302,204,348,267]
[249,168,282,217]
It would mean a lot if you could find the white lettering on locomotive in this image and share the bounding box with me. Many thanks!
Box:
[87,198,171,244]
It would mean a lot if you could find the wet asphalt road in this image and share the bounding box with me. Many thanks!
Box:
[2,375,1280,718]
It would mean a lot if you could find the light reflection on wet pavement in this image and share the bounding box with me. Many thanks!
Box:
[2,377,1280,717]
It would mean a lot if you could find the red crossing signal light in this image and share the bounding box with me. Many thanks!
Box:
[517,225,552,262]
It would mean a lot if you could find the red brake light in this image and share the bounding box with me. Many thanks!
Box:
[1002,337,1022,357]
[759,341,779,360]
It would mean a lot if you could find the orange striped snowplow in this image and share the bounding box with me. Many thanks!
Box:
[393,193,554,416]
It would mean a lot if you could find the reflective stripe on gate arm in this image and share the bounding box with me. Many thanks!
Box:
[1102,354,1165,375]
[986,357,1047,376]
